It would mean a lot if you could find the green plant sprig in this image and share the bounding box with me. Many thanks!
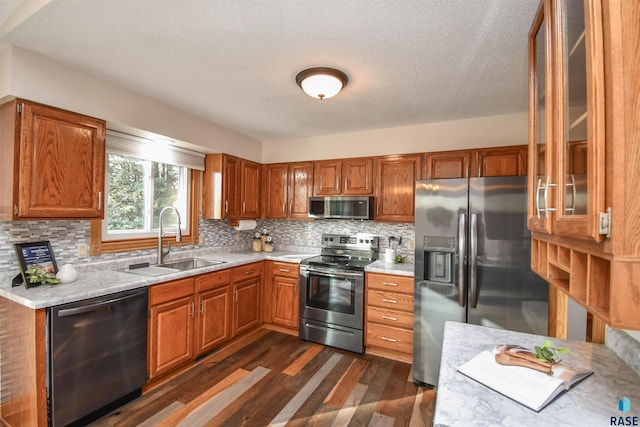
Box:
[25,265,60,285]
[534,339,569,363]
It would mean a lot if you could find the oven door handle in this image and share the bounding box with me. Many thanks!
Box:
[302,268,363,279]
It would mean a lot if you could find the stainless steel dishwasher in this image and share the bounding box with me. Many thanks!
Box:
[48,288,148,427]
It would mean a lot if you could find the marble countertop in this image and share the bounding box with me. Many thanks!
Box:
[0,249,319,309]
[434,321,640,427]
[364,260,414,277]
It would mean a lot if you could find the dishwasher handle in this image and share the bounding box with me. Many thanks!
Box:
[57,291,146,317]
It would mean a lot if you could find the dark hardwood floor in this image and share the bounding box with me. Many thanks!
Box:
[90,328,435,427]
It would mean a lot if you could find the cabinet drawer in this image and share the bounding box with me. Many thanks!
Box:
[366,323,413,354]
[196,269,231,292]
[367,306,413,329]
[367,273,413,294]
[367,290,414,312]
[271,262,299,278]
[233,262,262,281]
[149,278,195,306]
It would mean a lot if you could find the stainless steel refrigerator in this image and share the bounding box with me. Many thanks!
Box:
[413,176,549,387]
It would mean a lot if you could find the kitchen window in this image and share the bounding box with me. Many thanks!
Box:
[103,154,190,240]
[90,130,205,254]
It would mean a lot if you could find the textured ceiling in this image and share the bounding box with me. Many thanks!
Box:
[0,0,539,143]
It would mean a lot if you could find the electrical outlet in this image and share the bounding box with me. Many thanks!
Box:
[77,243,88,258]
[408,240,415,251]
[198,233,204,245]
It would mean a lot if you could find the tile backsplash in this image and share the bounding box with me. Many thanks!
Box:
[0,218,415,273]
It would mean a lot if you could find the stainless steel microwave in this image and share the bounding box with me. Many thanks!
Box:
[308,196,374,220]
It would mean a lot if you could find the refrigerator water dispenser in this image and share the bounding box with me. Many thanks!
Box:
[423,236,456,285]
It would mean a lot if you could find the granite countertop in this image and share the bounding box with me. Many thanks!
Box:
[365,260,414,277]
[434,321,640,427]
[0,249,319,309]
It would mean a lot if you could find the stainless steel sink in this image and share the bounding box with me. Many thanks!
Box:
[157,258,225,270]
[121,258,226,277]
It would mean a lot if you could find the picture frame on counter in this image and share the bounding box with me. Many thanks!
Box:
[13,241,58,288]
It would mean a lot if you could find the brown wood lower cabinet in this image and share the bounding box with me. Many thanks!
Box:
[365,272,414,363]
[148,267,254,380]
[195,269,232,354]
[264,261,300,331]
[231,262,262,337]
[148,278,196,379]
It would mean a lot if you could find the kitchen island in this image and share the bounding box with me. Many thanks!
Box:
[434,321,640,427]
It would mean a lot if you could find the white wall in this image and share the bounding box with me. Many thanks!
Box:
[0,48,10,97]
[261,112,528,163]
[2,47,528,165]
[2,47,263,162]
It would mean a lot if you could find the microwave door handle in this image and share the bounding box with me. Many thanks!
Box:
[458,213,466,307]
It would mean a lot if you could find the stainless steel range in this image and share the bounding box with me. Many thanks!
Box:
[299,233,379,353]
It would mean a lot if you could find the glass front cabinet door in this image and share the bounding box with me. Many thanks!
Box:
[528,0,553,234]
[528,0,605,241]
[553,0,605,241]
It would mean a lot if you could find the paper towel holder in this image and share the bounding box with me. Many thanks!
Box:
[233,219,258,231]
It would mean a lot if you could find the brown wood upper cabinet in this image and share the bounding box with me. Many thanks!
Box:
[423,150,471,179]
[374,154,421,222]
[527,0,605,241]
[472,145,527,177]
[423,146,527,179]
[0,99,106,220]
[313,157,374,196]
[528,1,640,330]
[203,153,261,220]
[263,162,313,219]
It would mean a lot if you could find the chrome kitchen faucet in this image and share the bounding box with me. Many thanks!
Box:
[158,206,182,264]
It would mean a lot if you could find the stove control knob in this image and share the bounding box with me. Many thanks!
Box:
[329,237,334,242]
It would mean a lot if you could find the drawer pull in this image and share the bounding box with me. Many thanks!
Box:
[382,315,398,321]
[245,270,254,275]
[382,298,398,304]
[279,269,290,273]
[382,336,397,343]
[382,282,398,287]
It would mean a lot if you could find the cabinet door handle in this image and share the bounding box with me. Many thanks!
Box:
[190,302,195,318]
[98,191,103,211]
[382,298,398,304]
[235,289,239,303]
[242,201,246,213]
[382,315,398,321]
[382,282,398,287]
[225,200,229,213]
[282,203,286,214]
[289,203,292,215]
[280,269,290,273]
[200,300,204,316]
[376,203,380,217]
[382,336,397,343]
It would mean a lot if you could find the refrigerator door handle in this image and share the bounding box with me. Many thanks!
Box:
[458,213,467,307]
[470,213,479,308]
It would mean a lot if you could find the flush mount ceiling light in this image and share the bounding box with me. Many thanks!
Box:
[295,67,348,100]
